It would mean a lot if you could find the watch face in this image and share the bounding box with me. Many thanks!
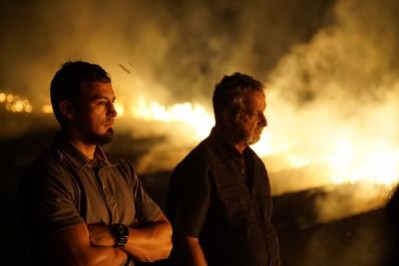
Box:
[113,224,129,246]
[118,225,129,236]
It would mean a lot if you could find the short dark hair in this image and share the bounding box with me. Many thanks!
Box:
[212,72,264,123]
[50,61,111,125]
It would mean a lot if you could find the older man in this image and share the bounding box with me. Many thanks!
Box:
[166,73,280,266]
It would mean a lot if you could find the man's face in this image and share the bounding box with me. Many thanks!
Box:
[233,90,267,146]
[73,82,117,145]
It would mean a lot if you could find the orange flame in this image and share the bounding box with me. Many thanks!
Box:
[129,96,214,140]
[3,90,398,189]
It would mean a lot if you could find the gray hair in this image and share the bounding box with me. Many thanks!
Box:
[212,72,264,123]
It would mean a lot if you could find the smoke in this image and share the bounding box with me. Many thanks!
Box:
[0,0,333,168]
[261,0,399,224]
[2,0,399,216]
[0,0,332,104]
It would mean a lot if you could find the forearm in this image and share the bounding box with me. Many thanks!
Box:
[72,246,128,266]
[175,235,207,266]
[122,219,172,262]
[49,224,128,266]
[88,214,172,263]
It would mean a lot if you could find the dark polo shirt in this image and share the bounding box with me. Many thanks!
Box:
[166,129,281,266]
[19,132,161,266]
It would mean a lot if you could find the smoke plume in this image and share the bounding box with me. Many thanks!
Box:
[2,0,399,220]
[265,0,399,222]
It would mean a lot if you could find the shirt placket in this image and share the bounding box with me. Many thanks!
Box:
[92,166,114,225]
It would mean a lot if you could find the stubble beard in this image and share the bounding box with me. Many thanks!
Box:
[86,128,115,145]
[247,128,263,145]
[247,135,260,145]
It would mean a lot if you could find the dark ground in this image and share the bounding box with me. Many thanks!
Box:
[1,123,399,266]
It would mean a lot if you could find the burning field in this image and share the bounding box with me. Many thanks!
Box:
[2,0,399,265]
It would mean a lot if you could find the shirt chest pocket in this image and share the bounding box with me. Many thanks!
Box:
[217,185,251,223]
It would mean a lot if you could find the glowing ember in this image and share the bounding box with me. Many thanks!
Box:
[0,93,6,102]
[6,94,14,103]
[0,92,32,113]
[42,104,53,113]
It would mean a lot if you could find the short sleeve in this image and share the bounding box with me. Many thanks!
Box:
[19,162,84,238]
[166,161,211,237]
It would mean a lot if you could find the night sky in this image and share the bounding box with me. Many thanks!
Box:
[0,0,334,105]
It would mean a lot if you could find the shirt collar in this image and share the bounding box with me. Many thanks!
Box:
[208,127,252,160]
[53,131,115,170]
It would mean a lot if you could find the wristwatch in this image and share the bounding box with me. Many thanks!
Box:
[111,224,129,247]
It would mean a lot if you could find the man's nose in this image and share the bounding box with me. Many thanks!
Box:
[108,102,118,118]
[260,113,267,127]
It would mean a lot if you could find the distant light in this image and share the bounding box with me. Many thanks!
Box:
[0,92,33,113]
[24,104,33,113]
[42,105,53,113]
[6,94,14,103]
[13,100,24,112]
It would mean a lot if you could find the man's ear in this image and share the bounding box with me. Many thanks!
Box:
[59,100,74,120]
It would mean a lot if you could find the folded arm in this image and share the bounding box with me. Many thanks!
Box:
[88,213,172,263]
[49,223,128,266]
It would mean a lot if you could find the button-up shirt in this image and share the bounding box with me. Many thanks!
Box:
[19,132,161,266]
[166,129,281,266]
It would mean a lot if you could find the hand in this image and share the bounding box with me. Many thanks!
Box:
[87,224,116,247]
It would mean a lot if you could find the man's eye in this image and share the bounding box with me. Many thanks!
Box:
[247,111,256,117]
